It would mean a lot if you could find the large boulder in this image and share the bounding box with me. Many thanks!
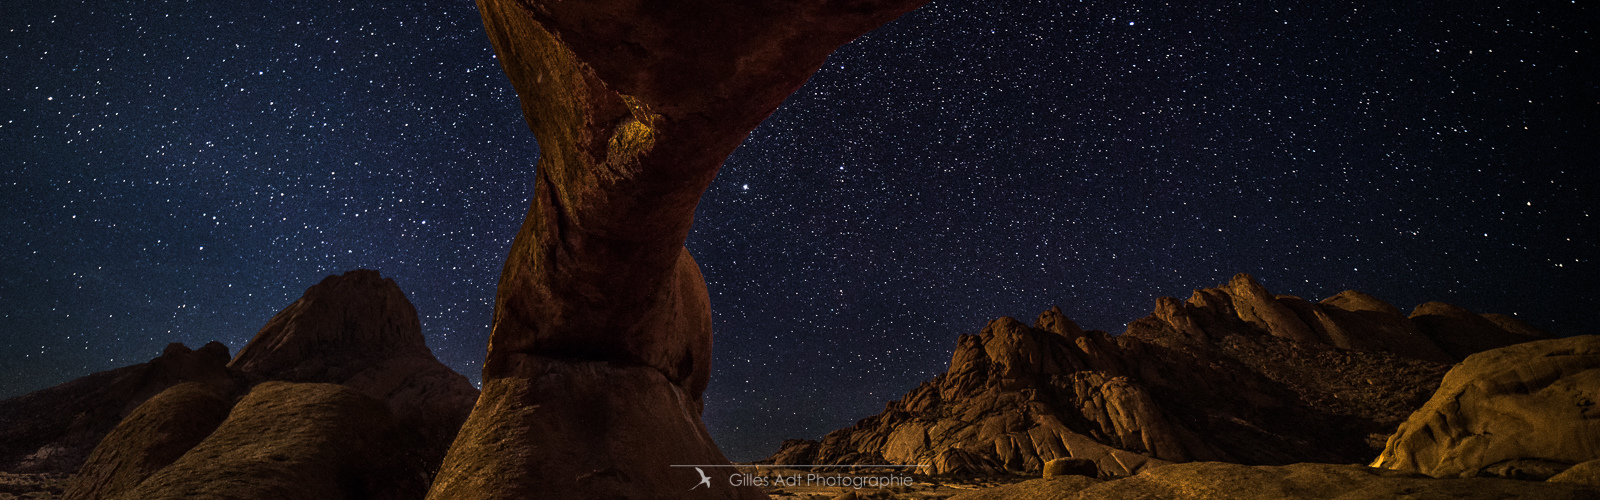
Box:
[1371,335,1600,479]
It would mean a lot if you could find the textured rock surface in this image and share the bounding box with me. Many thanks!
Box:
[428,355,740,498]
[1066,462,1600,499]
[764,315,1200,477]
[231,269,479,473]
[1371,335,1600,479]
[61,382,236,500]
[0,341,239,473]
[429,0,928,498]
[112,382,427,500]
[764,274,1544,476]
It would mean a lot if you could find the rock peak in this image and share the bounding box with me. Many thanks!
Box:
[230,269,431,379]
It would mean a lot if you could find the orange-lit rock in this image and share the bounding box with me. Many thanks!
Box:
[764,274,1550,476]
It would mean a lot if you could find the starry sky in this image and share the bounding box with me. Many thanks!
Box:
[2,0,1594,461]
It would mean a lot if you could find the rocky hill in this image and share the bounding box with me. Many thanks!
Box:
[0,270,479,499]
[942,335,1600,499]
[227,269,479,472]
[763,273,1551,477]
[0,342,244,473]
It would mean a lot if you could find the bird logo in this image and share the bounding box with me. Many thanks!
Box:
[690,467,712,490]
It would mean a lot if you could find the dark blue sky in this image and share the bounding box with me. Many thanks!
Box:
[3,0,1594,461]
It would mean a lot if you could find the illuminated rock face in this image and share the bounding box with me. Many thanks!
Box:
[763,274,1551,478]
[1372,335,1600,480]
[427,1,929,498]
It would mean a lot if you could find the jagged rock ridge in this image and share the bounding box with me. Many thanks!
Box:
[764,273,1550,477]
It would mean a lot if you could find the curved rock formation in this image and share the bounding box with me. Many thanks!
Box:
[0,341,240,473]
[428,1,929,498]
[61,382,236,500]
[3,270,479,485]
[46,269,477,499]
[764,274,1546,477]
[109,382,427,500]
[1371,335,1600,480]
[231,269,478,472]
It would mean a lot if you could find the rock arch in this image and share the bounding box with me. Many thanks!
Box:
[427,1,931,498]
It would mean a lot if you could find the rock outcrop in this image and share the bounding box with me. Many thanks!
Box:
[230,269,479,472]
[764,274,1548,477]
[47,269,478,499]
[1371,335,1600,480]
[427,1,929,498]
[0,341,241,473]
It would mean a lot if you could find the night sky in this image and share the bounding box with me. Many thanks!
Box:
[3,0,1594,462]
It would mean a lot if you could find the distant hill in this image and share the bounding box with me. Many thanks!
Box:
[761,273,1551,477]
